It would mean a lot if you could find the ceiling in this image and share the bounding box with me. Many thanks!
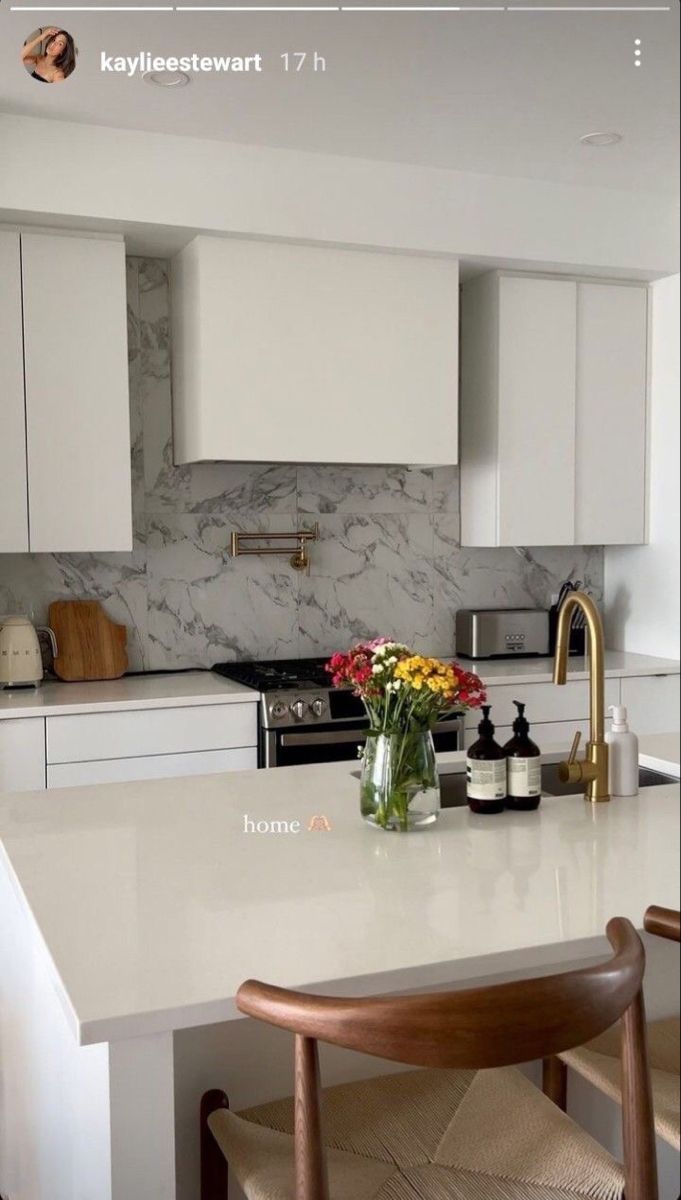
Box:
[0,0,678,195]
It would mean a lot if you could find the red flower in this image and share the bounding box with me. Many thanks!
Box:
[325,647,486,711]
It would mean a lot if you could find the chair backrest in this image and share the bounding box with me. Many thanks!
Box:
[237,917,657,1200]
[644,904,680,943]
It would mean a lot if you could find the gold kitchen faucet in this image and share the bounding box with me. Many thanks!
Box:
[553,591,610,803]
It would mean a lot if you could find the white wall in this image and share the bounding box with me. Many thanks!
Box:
[605,275,680,659]
[0,113,678,276]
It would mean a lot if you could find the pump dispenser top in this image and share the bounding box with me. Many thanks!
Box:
[609,705,630,731]
[478,705,496,737]
[512,700,530,736]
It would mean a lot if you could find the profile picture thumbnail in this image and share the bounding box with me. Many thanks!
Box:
[22,27,77,83]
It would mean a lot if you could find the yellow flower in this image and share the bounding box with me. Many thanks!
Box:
[393,654,461,699]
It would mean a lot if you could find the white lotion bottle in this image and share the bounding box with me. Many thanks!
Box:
[606,705,639,796]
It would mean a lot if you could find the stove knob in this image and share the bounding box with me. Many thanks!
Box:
[270,701,288,720]
[290,699,307,721]
[310,698,326,718]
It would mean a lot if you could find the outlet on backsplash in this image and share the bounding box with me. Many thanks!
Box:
[0,258,604,672]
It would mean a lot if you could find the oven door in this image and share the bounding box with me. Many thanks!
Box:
[263,719,369,767]
[262,712,465,768]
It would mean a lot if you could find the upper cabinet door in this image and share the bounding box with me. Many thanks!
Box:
[461,271,649,549]
[171,236,459,466]
[0,231,29,553]
[21,234,132,553]
[575,283,648,545]
[497,276,577,546]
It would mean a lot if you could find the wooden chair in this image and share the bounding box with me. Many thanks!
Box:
[201,917,657,1200]
[544,905,680,1155]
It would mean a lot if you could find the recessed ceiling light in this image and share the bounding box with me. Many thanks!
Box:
[142,69,190,88]
[579,131,623,147]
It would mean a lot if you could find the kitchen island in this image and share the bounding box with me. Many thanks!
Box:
[1,740,679,1200]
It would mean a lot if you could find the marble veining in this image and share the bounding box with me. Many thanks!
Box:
[0,258,604,670]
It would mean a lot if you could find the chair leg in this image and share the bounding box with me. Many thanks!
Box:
[542,1056,568,1111]
[201,1089,230,1200]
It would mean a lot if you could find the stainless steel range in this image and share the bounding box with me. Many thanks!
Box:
[212,658,466,768]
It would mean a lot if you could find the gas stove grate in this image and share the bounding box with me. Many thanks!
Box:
[212,658,332,692]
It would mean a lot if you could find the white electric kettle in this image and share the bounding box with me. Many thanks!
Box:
[0,615,58,688]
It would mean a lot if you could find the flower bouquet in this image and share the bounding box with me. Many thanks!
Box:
[326,640,486,831]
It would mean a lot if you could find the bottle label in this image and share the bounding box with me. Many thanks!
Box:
[508,757,542,798]
[466,757,507,801]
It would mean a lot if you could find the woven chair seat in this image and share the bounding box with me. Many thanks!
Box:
[209,1065,626,1200]
[561,1015,680,1151]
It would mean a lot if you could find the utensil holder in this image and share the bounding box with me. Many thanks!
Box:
[548,605,586,657]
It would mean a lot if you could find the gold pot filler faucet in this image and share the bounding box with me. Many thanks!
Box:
[553,590,610,803]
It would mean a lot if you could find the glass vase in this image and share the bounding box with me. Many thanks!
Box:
[360,729,440,831]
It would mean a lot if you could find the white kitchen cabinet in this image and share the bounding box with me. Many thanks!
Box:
[464,678,621,730]
[0,719,46,792]
[171,235,459,466]
[47,703,257,763]
[45,701,258,788]
[460,272,648,547]
[0,228,132,554]
[620,674,680,735]
[0,232,29,553]
[20,232,132,552]
[497,276,577,546]
[48,746,256,788]
[575,284,648,544]
[465,672,679,747]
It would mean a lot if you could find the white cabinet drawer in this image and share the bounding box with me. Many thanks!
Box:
[47,703,257,764]
[47,746,256,788]
[0,718,46,792]
[620,675,680,735]
[464,679,621,729]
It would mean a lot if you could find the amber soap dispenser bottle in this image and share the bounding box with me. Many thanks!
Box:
[504,701,541,811]
[466,706,507,814]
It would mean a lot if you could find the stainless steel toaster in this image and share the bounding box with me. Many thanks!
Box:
[456,608,550,660]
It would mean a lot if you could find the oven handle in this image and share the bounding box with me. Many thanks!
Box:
[279,728,368,749]
[278,718,462,750]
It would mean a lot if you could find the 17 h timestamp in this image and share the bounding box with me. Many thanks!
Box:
[280,51,327,73]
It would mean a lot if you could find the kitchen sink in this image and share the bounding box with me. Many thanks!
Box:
[539,763,678,798]
[438,771,470,809]
[353,763,678,810]
[438,763,678,809]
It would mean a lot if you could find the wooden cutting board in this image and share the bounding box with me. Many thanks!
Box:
[49,600,128,682]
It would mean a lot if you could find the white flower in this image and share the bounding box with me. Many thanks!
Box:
[372,663,384,674]
[374,641,405,657]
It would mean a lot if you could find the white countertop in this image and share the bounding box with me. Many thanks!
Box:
[637,732,681,775]
[1,733,678,1048]
[0,670,257,719]
[458,650,680,687]
[0,651,677,721]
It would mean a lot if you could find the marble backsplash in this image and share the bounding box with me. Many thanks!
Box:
[0,258,604,672]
